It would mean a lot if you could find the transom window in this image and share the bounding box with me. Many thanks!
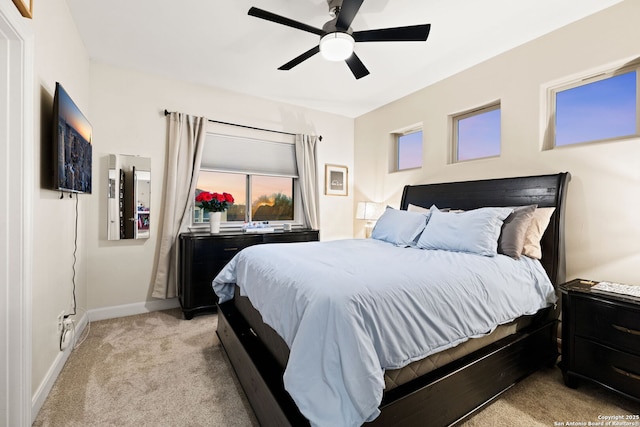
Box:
[452,103,501,162]
[549,67,639,147]
[394,129,423,171]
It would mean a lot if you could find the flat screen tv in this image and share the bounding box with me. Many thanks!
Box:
[53,82,92,194]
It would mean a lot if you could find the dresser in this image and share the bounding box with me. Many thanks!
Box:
[179,229,319,319]
[559,279,640,401]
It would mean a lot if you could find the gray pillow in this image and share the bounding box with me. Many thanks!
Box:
[498,205,537,259]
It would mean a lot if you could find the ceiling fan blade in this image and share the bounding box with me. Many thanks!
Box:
[353,24,431,42]
[248,7,323,36]
[278,46,321,70]
[345,53,370,79]
[336,0,364,30]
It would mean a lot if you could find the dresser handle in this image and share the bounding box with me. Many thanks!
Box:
[612,324,640,336]
[612,366,640,381]
[223,247,239,251]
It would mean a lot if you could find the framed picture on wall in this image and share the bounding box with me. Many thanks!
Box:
[12,0,33,18]
[325,164,348,196]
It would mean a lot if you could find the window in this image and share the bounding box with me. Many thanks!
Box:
[251,175,294,221]
[195,171,294,223]
[194,133,299,227]
[395,129,423,171]
[550,68,638,147]
[195,171,247,222]
[453,103,501,162]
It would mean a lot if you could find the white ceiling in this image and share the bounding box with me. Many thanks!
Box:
[66,0,623,118]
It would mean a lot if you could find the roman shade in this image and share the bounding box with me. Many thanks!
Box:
[202,133,298,177]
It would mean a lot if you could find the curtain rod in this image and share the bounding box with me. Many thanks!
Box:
[164,110,322,141]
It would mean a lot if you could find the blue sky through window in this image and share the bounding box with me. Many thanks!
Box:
[457,108,501,161]
[555,71,637,146]
[398,130,423,170]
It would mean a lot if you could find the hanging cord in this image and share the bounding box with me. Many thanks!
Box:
[68,192,78,317]
[57,191,79,317]
[60,192,85,351]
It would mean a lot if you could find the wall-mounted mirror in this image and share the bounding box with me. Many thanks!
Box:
[108,154,151,240]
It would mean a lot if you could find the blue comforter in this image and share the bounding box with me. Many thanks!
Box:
[213,238,556,427]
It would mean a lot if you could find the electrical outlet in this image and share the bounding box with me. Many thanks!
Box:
[57,311,65,333]
[63,318,74,330]
[60,318,75,351]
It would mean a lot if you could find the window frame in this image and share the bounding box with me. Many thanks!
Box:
[193,169,302,230]
[248,173,298,223]
[545,63,640,149]
[392,126,423,172]
[192,128,303,231]
[451,102,501,163]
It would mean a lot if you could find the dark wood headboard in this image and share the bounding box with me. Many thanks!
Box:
[400,173,571,286]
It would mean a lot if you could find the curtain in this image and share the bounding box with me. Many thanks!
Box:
[151,112,206,299]
[294,134,320,230]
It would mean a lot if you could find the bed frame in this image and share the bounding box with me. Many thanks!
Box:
[216,172,570,426]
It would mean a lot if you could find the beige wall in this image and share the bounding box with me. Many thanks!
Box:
[31,0,91,395]
[354,0,640,285]
[86,63,355,309]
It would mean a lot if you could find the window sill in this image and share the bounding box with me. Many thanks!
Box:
[188,223,305,233]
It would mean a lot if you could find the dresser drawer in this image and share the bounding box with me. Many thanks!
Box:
[574,337,640,399]
[192,235,260,262]
[263,230,318,243]
[574,295,640,356]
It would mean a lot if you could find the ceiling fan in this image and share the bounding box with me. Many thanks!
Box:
[248,0,431,79]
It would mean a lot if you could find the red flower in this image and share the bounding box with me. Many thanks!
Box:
[195,190,234,213]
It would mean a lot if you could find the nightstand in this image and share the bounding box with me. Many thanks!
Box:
[559,279,640,401]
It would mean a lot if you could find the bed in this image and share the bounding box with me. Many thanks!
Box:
[214,172,570,427]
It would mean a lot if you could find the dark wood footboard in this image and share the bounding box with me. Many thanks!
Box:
[373,320,557,426]
[218,299,558,427]
[217,300,309,426]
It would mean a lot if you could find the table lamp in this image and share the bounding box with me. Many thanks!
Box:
[356,201,382,238]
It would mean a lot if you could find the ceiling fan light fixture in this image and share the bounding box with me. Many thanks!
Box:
[320,32,354,61]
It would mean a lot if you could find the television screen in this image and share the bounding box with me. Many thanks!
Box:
[53,82,92,194]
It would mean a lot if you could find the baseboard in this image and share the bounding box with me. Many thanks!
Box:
[87,298,180,322]
[31,298,180,423]
[31,312,90,424]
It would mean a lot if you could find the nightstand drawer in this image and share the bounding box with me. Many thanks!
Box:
[574,338,640,400]
[574,295,640,356]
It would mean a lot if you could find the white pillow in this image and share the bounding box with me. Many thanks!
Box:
[407,203,430,213]
[522,207,556,260]
[408,204,453,213]
[371,207,429,247]
[417,207,513,256]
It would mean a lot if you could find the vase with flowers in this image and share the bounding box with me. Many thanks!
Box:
[195,191,234,233]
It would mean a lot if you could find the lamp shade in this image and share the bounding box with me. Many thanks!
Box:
[356,202,382,221]
[320,32,355,61]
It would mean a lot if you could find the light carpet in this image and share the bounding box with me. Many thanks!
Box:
[33,309,640,426]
